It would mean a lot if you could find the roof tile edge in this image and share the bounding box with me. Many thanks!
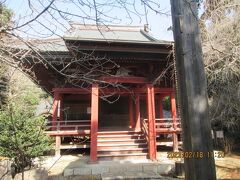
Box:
[69,23,143,32]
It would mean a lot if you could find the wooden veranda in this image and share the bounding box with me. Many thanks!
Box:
[46,85,182,161]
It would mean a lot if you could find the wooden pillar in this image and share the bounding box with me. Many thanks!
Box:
[135,94,141,131]
[171,1,216,179]
[90,84,99,162]
[159,95,164,119]
[171,93,178,152]
[55,136,61,156]
[159,95,164,138]
[59,94,64,122]
[52,92,59,131]
[129,96,134,128]
[53,91,61,156]
[146,85,157,160]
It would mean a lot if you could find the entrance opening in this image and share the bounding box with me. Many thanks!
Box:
[99,96,129,129]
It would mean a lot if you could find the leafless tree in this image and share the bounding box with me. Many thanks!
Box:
[201,0,240,152]
[0,2,174,178]
[1,0,172,102]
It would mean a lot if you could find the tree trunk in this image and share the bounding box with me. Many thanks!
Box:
[170,0,216,179]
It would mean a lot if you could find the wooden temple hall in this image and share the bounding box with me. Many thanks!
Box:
[28,24,182,161]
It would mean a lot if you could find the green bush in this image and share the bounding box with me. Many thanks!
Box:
[0,105,52,175]
[0,69,52,176]
[163,96,170,110]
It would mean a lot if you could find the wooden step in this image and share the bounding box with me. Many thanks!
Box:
[98,148,147,155]
[98,147,147,152]
[98,142,147,146]
[98,134,144,140]
[97,143,147,150]
[97,130,148,160]
[98,131,142,135]
[98,152,148,157]
[98,151,147,156]
[97,153,148,160]
[98,139,145,143]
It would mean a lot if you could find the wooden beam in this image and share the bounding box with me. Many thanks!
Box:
[170,0,216,179]
[170,93,178,152]
[53,87,175,94]
[53,88,89,94]
[146,85,157,160]
[46,130,91,136]
[90,84,99,162]
[99,76,148,84]
[135,94,141,131]
[64,94,91,101]
[135,87,175,94]
[129,96,134,128]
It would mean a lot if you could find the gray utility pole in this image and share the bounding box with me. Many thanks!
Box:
[170,0,216,180]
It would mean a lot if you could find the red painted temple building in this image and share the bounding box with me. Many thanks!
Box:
[26,24,182,161]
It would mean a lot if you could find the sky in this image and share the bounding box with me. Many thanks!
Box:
[5,0,173,41]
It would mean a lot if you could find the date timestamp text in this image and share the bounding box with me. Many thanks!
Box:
[167,151,225,159]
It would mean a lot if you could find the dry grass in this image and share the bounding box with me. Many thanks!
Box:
[215,153,240,179]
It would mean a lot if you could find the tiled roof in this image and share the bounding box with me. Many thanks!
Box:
[10,24,172,52]
[9,38,68,52]
[31,38,68,52]
[64,23,171,44]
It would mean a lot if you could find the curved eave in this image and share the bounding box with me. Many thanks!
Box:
[63,37,173,45]
[64,39,173,54]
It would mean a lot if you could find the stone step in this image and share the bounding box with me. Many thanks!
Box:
[101,171,164,180]
[63,163,175,177]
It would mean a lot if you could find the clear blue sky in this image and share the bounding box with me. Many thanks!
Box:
[5,0,173,41]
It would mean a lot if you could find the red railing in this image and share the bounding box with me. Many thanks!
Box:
[140,118,182,150]
[46,120,91,131]
[141,118,149,142]
[155,118,182,134]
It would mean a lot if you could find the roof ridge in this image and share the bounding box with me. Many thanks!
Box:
[69,23,143,32]
[64,23,173,44]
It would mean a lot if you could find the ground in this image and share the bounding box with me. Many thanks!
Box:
[215,153,240,179]
[35,152,240,180]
